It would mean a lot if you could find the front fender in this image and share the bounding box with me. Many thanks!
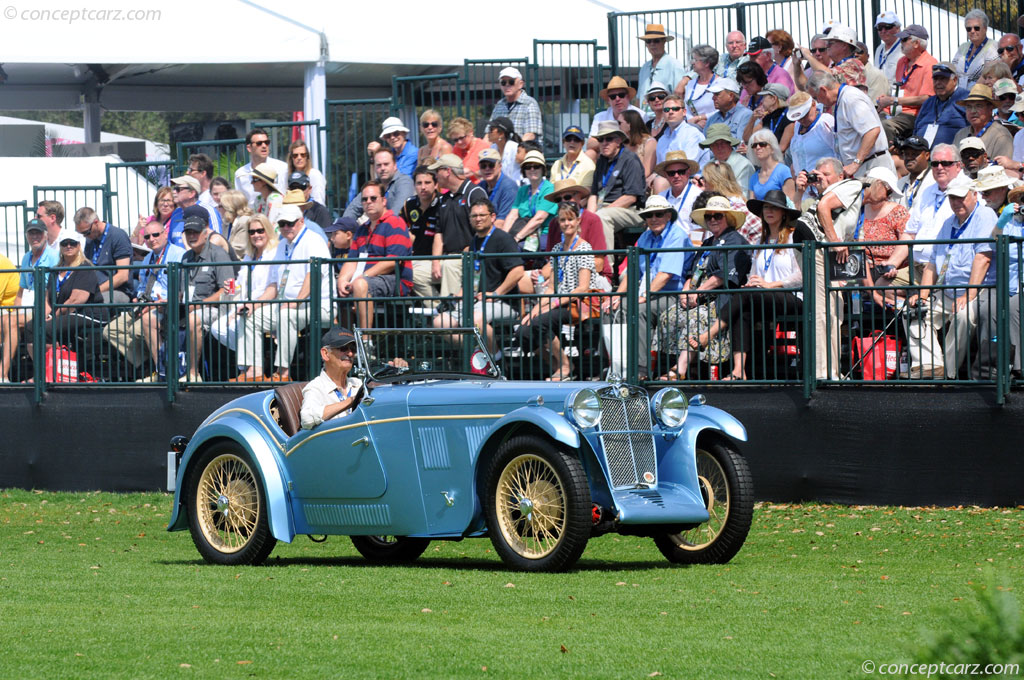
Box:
[480,405,581,454]
[166,417,295,544]
[683,406,747,446]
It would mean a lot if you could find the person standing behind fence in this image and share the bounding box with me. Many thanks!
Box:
[873,12,903,85]
[717,31,749,81]
[105,220,185,382]
[74,207,133,305]
[491,67,542,144]
[878,26,937,143]
[952,9,999,90]
[638,24,688,116]
[808,71,895,180]
[35,200,64,255]
[234,128,288,204]
[230,205,332,382]
[287,140,326,206]
[0,220,58,382]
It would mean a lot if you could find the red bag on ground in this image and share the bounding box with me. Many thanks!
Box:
[45,345,79,383]
[853,332,902,380]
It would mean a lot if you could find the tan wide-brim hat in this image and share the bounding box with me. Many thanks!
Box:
[249,162,279,186]
[599,75,637,102]
[654,150,699,177]
[974,165,1015,192]
[545,178,591,202]
[691,195,747,229]
[957,83,997,106]
[638,23,674,42]
[281,188,312,210]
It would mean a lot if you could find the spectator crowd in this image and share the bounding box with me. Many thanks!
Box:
[3,10,1024,385]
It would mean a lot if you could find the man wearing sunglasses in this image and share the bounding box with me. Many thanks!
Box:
[587,121,647,255]
[366,117,418,178]
[0,219,59,382]
[490,67,541,144]
[873,12,903,84]
[912,62,968,147]
[179,214,236,383]
[586,76,644,158]
[655,94,709,169]
[74,205,134,305]
[637,23,687,116]
[878,25,937,142]
[475,148,517,229]
[429,154,489,298]
[232,204,332,382]
[233,128,287,204]
[103,222,186,381]
[997,34,1024,84]
[808,70,894,179]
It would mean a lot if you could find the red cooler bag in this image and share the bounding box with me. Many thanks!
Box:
[853,332,902,380]
[45,345,79,383]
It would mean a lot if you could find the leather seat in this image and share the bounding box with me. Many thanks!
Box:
[274,382,308,438]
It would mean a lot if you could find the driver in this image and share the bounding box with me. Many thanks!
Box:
[299,326,364,430]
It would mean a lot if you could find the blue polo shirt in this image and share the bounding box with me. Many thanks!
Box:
[395,142,418,177]
[19,248,59,291]
[478,173,519,220]
[706,104,753,142]
[635,222,692,292]
[135,243,185,300]
[913,88,969,148]
[931,203,997,298]
[996,207,1023,296]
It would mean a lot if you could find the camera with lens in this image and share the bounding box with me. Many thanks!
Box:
[806,171,820,184]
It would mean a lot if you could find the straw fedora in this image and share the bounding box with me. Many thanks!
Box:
[638,23,674,42]
[592,120,629,140]
[249,162,279,187]
[690,195,747,229]
[957,83,997,106]
[637,194,679,222]
[544,178,591,202]
[974,165,1015,193]
[281,189,312,210]
[599,75,637,102]
[519,150,547,169]
[654,150,699,176]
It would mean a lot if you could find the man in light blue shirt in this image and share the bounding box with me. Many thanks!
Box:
[638,23,688,115]
[976,197,1023,377]
[0,219,58,382]
[705,78,752,142]
[656,95,710,167]
[716,31,749,79]
[905,173,996,379]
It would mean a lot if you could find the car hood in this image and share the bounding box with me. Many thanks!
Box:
[383,379,615,408]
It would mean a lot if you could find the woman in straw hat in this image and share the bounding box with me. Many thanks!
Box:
[657,194,751,381]
[514,202,600,381]
[505,150,558,251]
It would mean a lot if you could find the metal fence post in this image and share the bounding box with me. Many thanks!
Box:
[32,266,46,403]
[309,256,324,379]
[734,2,746,40]
[607,12,619,74]
[625,245,639,384]
[462,251,475,372]
[802,242,816,399]
[996,235,1010,403]
[166,261,180,403]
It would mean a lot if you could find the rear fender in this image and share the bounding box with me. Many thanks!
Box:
[166,418,295,543]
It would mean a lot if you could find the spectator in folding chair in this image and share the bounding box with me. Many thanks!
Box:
[505,150,558,250]
[700,123,756,194]
[336,180,414,333]
[102,220,185,382]
[367,117,418,178]
[0,219,58,382]
[952,84,1014,160]
[280,189,328,245]
[400,166,442,299]
[74,206,133,305]
[430,154,488,299]
[588,121,647,255]
[432,198,523,355]
[169,174,222,241]
[905,173,997,379]
[230,205,332,382]
[549,125,595,189]
[178,213,236,383]
[27,229,112,375]
[476,147,518,229]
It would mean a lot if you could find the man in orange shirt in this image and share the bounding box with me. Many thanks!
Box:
[879,24,938,141]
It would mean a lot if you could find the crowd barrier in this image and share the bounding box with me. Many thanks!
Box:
[2,236,1021,403]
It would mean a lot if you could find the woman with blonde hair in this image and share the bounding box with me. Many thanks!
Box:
[286,139,326,205]
[448,116,491,180]
[417,109,453,166]
[218,190,254,258]
[701,162,763,244]
[133,187,174,245]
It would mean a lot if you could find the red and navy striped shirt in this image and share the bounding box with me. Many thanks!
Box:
[348,210,414,292]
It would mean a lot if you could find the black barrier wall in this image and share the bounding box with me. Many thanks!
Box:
[0,387,1021,507]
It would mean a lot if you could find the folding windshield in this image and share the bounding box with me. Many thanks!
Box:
[354,327,502,382]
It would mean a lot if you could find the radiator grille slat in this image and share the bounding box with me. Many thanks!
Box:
[597,387,656,488]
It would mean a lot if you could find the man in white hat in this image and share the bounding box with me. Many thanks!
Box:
[609,194,692,380]
[231,204,332,382]
[959,136,990,179]
[873,11,904,84]
[233,128,288,203]
[587,121,647,253]
[367,117,418,177]
[637,23,688,114]
[169,174,222,246]
[491,67,542,143]
[807,70,895,179]
[800,24,865,89]
[905,172,996,379]
[705,78,752,141]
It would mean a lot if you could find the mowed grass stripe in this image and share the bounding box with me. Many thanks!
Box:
[0,491,1020,679]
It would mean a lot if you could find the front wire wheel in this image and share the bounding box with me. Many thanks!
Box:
[484,435,591,572]
[187,445,276,566]
[654,441,753,565]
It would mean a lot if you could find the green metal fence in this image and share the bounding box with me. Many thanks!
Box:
[391,74,463,148]
[104,160,175,235]
[0,202,28,261]
[175,138,246,185]
[325,97,394,213]
[461,58,531,137]
[531,40,605,158]
[32,186,108,227]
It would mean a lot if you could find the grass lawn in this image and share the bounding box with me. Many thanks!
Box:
[1,490,1021,679]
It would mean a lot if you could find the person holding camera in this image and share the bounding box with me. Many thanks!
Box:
[787,91,835,202]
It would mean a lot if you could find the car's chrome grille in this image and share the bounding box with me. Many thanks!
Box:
[597,386,657,489]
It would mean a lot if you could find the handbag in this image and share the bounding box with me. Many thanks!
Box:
[852,331,902,380]
[568,290,603,324]
[600,312,629,379]
[45,345,79,383]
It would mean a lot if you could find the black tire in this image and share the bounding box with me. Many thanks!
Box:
[483,434,591,572]
[654,440,754,565]
[350,535,430,564]
[186,443,277,566]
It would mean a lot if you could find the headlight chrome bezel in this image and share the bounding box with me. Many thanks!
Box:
[566,388,601,429]
[652,387,689,429]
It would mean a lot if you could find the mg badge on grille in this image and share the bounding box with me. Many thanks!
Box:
[619,387,630,399]
[643,471,655,484]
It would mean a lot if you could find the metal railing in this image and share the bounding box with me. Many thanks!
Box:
[325,97,394,212]
[0,202,28,261]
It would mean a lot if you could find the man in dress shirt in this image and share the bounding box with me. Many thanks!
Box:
[233,128,288,203]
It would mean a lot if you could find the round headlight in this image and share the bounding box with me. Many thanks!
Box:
[566,388,601,429]
[652,387,688,428]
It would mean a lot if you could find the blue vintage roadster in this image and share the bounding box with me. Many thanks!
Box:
[167,328,753,571]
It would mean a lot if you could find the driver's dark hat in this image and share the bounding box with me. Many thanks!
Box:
[321,326,356,349]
